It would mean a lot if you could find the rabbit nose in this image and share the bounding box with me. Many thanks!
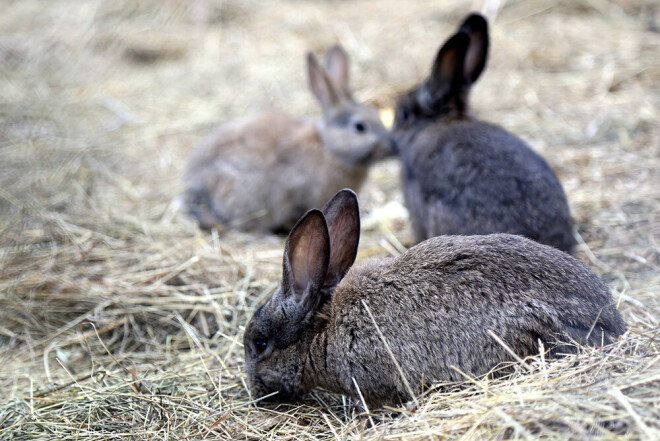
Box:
[248,375,270,398]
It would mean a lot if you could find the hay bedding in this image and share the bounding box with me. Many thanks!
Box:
[0,0,658,439]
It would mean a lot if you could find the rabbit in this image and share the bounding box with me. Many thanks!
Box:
[243,189,625,408]
[182,45,395,233]
[392,13,576,254]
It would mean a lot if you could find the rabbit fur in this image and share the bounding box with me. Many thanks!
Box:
[243,189,625,408]
[182,45,394,233]
[392,14,576,253]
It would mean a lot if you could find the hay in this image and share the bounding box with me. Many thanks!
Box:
[0,0,658,439]
[1,331,658,440]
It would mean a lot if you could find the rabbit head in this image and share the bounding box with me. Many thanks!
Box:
[244,189,360,401]
[308,45,395,165]
[392,14,488,147]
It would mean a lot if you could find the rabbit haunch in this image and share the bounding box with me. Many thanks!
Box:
[182,45,394,233]
[392,13,576,253]
[243,189,625,408]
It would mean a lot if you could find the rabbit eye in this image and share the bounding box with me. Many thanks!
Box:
[254,338,268,355]
[354,121,366,133]
[399,107,411,122]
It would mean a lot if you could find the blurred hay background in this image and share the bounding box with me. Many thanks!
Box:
[0,0,658,439]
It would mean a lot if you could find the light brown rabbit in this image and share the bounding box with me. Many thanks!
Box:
[182,45,394,233]
[244,189,625,408]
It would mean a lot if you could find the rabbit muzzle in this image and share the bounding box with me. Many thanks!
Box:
[246,366,301,403]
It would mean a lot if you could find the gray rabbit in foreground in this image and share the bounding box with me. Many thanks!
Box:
[392,13,576,253]
[244,189,625,408]
[182,45,394,233]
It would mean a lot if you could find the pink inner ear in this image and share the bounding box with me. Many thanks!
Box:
[306,229,317,284]
[287,210,330,299]
[440,46,460,81]
[464,38,483,80]
[329,212,346,252]
[291,223,322,294]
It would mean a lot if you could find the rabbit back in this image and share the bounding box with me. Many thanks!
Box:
[321,234,624,406]
[400,120,575,252]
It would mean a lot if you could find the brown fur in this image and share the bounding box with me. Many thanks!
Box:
[244,190,625,408]
[182,45,394,233]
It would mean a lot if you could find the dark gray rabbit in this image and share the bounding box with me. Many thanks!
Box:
[392,14,576,253]
[243,189,625,408]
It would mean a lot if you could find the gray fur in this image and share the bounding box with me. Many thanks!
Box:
[392,14,575,253]
[182,45,394,233]
[244,190,625,408]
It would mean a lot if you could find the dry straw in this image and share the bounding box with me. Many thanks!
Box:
[1,0,658,439]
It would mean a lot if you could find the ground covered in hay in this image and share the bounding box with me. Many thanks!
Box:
[0,0,658,439]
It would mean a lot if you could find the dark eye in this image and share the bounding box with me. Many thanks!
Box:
[254,338,268,355]
[354,121,366,133]
[399,107,411,122]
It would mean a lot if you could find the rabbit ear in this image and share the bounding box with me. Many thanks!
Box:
[457,13,489,84]
[324,45,351,100]
[308,52,340,111]
[281,209,330,312]
[420,32,470,110]
[321,189,360,287]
